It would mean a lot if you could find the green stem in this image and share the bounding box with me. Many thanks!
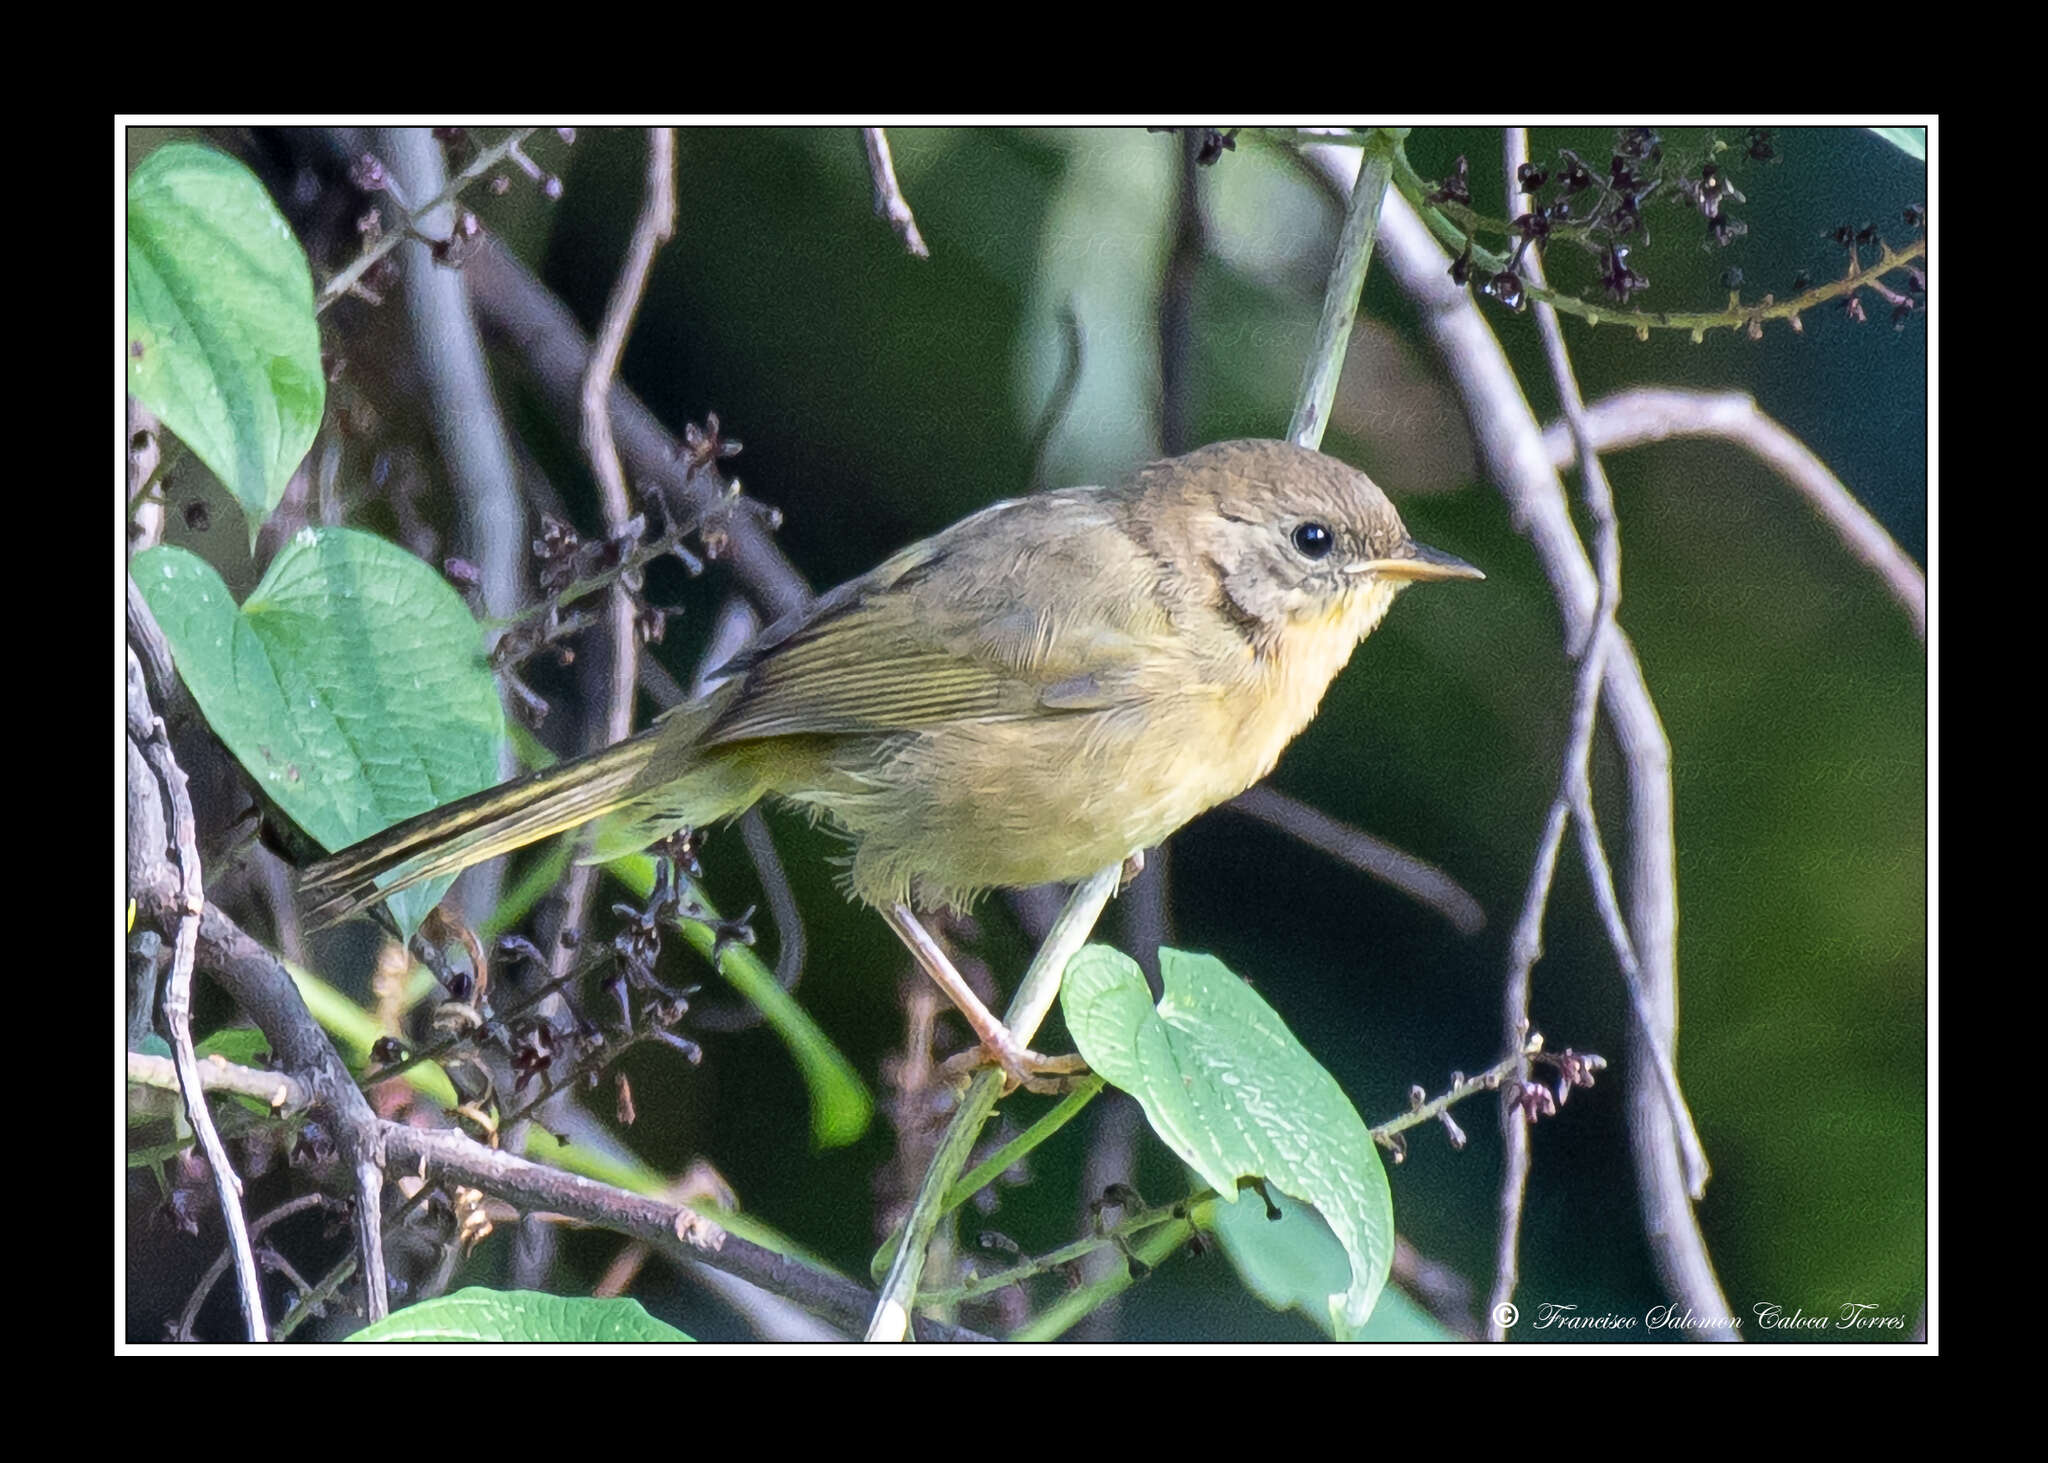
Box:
[864,864,1122,1341]
[1012,1212,1203,1342]
[1380,140,1927,340]
[1289,132,1398,450]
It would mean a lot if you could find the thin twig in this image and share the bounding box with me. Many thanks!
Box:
[866,865,1123,1341]
[379,1121,991,1342]
[465,242,810,621]
[1372,1048,1520,1147]
[1513,124,1711,1212]
[317,128,537,312]
[1228,784,1485,935]
[128,650,264,1342]
[930,1043,1534,1313]
[1289,131,1395,450]
[376,125,526,928]
[1365,151,1729,1339]
[1542,388,1925,639]
[128,1051,310,1113]
[739,809,806,995]
[1494,129,1708,1257]
[127,588,393,1323]
[860,128,930,259]
[554,124,678,1054]
[174,1194,344,1342]
[272,1254,358,1342]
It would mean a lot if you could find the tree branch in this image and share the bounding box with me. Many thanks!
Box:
[464,238,811,622]
[379,1122,990,1342]
[1542,388,1925,639]
[860,128,930,259]
[1355,152,1733,1339]
[128,649,265,1342]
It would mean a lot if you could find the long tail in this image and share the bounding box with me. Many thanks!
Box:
[300,731,669,930]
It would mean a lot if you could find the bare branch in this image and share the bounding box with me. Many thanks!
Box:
[128,1050,310,1113]
[128,649,264,1342]
[1228,784,1485,935]
[1362,153,1732,1338]
[379,1122,991,1342]
[317,128,536,311]
[1511,124,1712,1250]
[553,125,679,1041]
[860,128,930,259]
[376,125,528,925]
[1542,388,1925,639]
[465,242,811,621]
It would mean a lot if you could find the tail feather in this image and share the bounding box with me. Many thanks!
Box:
[300,733,665,929]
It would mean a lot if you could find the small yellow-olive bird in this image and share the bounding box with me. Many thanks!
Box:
[302,439,1481,1087]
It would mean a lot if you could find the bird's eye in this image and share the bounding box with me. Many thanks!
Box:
[1291,522,1335,560]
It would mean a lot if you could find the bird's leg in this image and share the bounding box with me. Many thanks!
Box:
[882,904,1090,1096]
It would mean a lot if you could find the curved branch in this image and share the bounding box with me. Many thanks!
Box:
[1361,159,1733,1339]
[1542,389,1925,639]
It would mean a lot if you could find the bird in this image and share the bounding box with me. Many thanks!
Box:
[301,438,1482,1089]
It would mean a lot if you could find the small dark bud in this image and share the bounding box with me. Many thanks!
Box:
[1192,128,1238,166]
[1428,155,1471,207]
[349,154,390,193]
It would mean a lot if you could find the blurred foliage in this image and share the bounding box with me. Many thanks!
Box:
[129,125,1925,1344]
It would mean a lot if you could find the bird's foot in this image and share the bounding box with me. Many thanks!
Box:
[941,1033,1092,1096]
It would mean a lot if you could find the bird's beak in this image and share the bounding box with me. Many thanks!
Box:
[1348,540,1485,583]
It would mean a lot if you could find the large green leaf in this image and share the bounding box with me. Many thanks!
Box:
[348,1288,691,1343]
[1062,944,1394,1337]
[1209,1188,1455,1341]
[133,530,506,939]
[127,142,324,535]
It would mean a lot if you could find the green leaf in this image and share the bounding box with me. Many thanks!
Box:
[1867,127,1926,162]
[1062,944,1395,1336]
[126,143,324,536]
[193,1028,270,1067]
[1209,1188,1455,1341]
[133,531,506,939]
[347,1288,691,1343]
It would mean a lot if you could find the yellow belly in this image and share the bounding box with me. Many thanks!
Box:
[785,607,1375,911]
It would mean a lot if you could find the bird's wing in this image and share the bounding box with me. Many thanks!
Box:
[703,493,1169,744]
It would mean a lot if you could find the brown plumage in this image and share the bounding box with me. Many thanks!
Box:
[301,439,1479,930]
